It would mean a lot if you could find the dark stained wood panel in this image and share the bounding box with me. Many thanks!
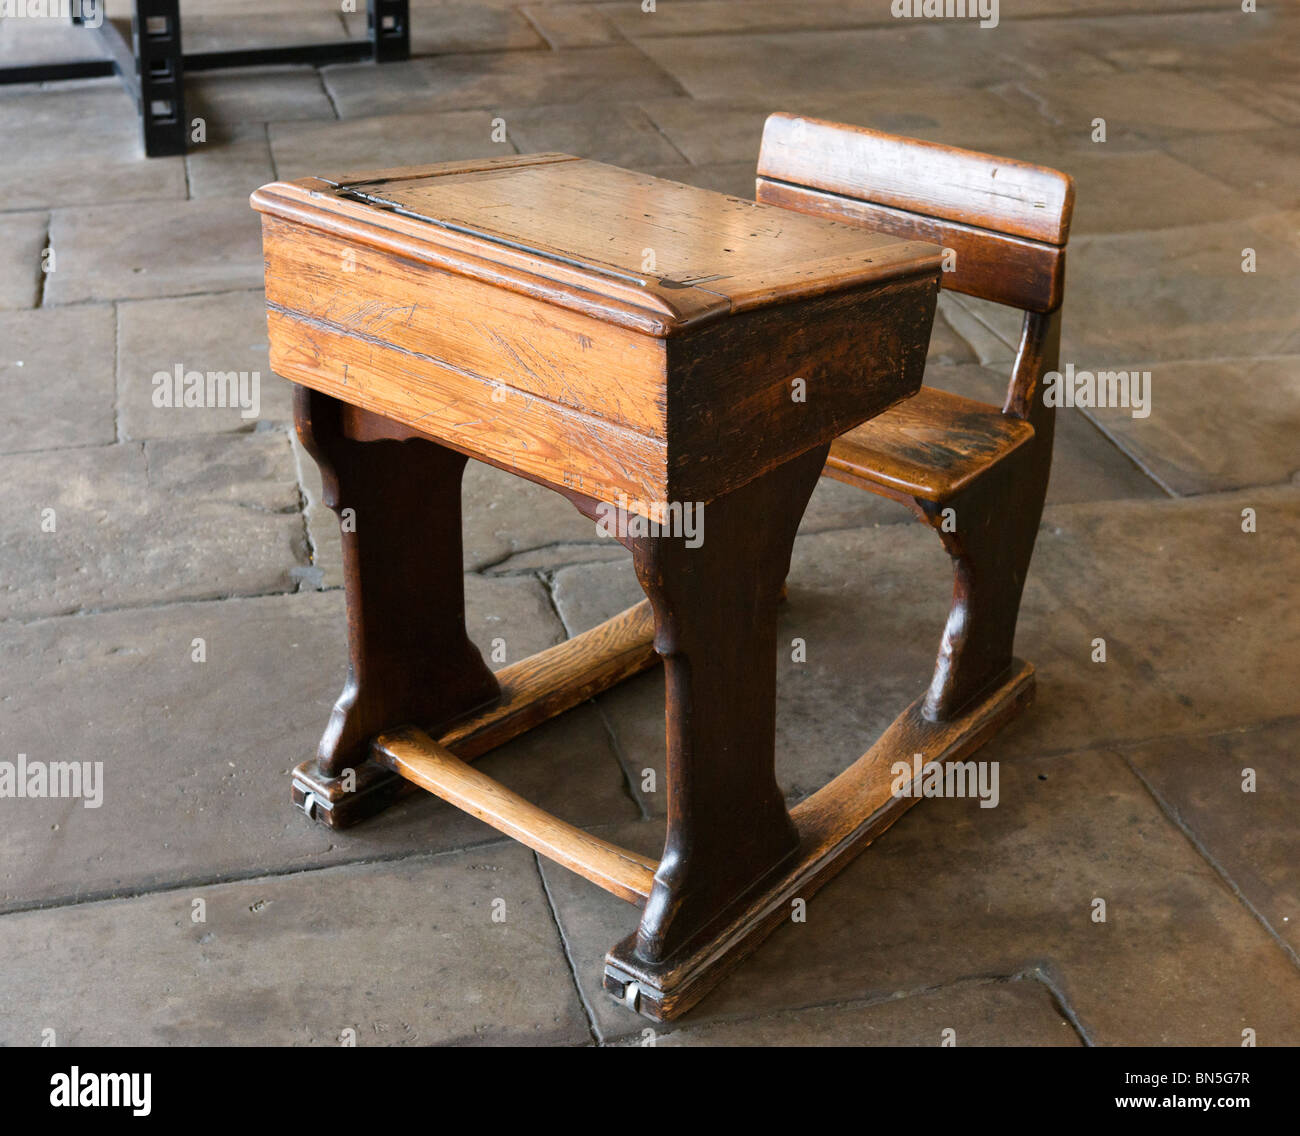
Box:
[826,386,1034,502]
[758,111,1075,246]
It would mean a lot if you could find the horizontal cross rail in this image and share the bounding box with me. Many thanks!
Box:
[375,726,659,904]
[441,599,658,761]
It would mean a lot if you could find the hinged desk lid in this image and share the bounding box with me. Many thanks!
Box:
[251,153,942,337]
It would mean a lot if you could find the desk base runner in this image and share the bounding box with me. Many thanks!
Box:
[604,659,1035,1021]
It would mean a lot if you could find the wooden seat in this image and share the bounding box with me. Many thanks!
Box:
[828,387,1034,502]
[757,114,1075,721]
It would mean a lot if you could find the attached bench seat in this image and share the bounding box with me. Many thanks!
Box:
[827,386,1035,503]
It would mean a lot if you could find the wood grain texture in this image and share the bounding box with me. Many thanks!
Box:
[755,178,1066,313]
[825,386,1034,502]
[625,445,829,965]
[439,600,658,761]
[262,216,670,436]
[291,601,658,830]
[267,307,671,505]
[256,155,961,1022]
[668,274,937,502]
[758,112,1074,245]
[756,118,1071,723]
[333,157,938,320]
[258,154,944,505]
[294,386,501,778]
[252,158,940,337]
[375,726,659,905]
[909,308,1062,720]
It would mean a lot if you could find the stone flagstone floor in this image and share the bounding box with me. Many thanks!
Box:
[0,0,1297,1046]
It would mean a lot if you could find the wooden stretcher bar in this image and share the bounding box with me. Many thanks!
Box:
[290,600,658,827]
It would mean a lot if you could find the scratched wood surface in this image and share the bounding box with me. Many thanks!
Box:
[325,155,940,318]
[825,386,1034,501]
[253,154,943,505]
[757,112,1074,245]
[375,726,659,905]
[756,112,1075,313]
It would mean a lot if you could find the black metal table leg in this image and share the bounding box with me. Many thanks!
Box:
[0,0,412,156]
[134,0,187,157]
[367,0,410,62]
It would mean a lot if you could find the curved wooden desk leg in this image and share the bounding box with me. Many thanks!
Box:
[619,445,829,966]
[291,385,500,827]
[922,311,1059,722]
[919,437,1047,721]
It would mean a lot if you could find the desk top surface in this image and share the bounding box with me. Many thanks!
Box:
[252,153,942,336]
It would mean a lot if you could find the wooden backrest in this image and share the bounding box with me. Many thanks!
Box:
[756,113,1075,313]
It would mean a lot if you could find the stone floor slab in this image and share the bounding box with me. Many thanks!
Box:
[630,26,1011,101]
[46,195,264,305]
[639,86,1054,168]
[936,292,1018,368]
[1163,129,1300,214]
[997,70,1275,144]
[522,3,622,49]
[639,161,756,200]
[461,458,616,572]
[624,977,1081,1047]
[0,212,46,312]
[953,214,1300,366]
[593,0,898,40]
[0,13,107,65]
[185,65,336,127]
[1005,144,1277,235]
[1004,487,1300,759]
[0,845,589,1045]
[116,289,293,439]
[540,749,1300,1044]
[344,2,545,54]
[177,12,351,54]
[1123,716,1300,956]
[322,45,682,118]
[0,584,638,910]
[1205,76,1300,129]
[0,432,307,619]
[1091,10,1299,79]
[0,83,187,211]
[502,102,685,166]
[269,108,513,180]
[1002,0,1238,13]
[1084,356,1300,496]
[185,122,277,200]
[0,305,116,454]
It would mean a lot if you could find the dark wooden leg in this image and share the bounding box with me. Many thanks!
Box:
[920,418,1053,722]
[292,385,500,826]
[367,0,410,60]
[921,309,1059,722]
[619,446,829,964]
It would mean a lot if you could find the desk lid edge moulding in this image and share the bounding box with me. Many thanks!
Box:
[250,153,944,338]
